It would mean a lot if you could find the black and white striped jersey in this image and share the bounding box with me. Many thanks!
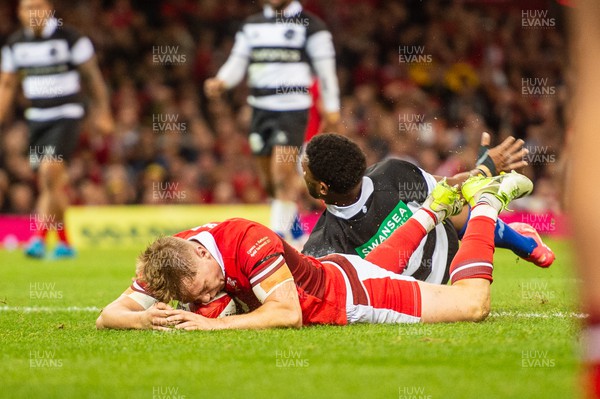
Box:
[302,159,459,285]
[216,1,339,112]
[1,18,94,122]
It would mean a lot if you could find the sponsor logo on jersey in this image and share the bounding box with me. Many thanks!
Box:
[247,236,272,257]
[355,201,413,257]
[226,277,239,291]
[251,48,302,62]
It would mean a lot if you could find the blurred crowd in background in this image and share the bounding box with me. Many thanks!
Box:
[0,0,567,214]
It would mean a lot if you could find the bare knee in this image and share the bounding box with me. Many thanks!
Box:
[39,161,67,191]
[451,279,491,322]
[467,291,490,322]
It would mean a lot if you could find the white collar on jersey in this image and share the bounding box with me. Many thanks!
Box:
[325,176,374,220]
[25,17,59,39]
[263,1,303,18]
[186,231,226,277]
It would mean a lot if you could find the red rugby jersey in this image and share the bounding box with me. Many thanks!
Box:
[133,218,348,325]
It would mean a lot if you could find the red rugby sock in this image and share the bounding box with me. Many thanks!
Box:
[57,225,69,245]
[449,204,496,284]
[365,210,434,274]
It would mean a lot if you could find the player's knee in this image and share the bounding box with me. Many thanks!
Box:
[470,303,490,322]
[468,294,490,322]
[39,161,67,189]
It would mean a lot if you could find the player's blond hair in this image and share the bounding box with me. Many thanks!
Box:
[136,236,196,302]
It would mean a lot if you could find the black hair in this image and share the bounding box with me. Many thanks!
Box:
[305,133,366,194]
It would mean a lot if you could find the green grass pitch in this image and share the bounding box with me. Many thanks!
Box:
[0,238,581,399]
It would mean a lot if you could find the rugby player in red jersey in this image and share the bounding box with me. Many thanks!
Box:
[96,171,532,330]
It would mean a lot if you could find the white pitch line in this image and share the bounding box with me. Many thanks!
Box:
[489,311,587,319]
[0,306,588,319]
[0,306,101,312]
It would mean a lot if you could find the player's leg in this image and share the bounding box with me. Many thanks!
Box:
[24,121,51,257]
[267,110,308,243]
[365,179,463,274]
[270,144,304,237]
[39,159,74,257]
[419,204,497,322]
[506,222,555,267]
[455,207,555,268]
[25,119,79,259]
[249,108,275,196]
[256,155,274,196]
[419,171,533,322]
[347,205,495,323]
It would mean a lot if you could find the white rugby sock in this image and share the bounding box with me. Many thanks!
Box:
[412,209,437,233]
[271,199,298,240]
[471,199,499,221]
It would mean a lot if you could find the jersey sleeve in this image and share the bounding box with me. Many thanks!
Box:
[125,279,158,309]
[239,225,295,303]
[1,45,16,73]
[417,168,437,196]
[70,36,95,65]
[216,30,250,89]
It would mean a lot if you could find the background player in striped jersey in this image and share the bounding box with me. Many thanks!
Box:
[96,171,533,330]
[301,133,554,284]
[204,0,340,246]
[0,0,113,258]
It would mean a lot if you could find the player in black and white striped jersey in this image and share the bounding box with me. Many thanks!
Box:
[205,0,340,246]
[301,134,554,285]
[0,0,113,259]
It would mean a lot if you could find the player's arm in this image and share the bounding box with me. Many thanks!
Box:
[0,45,20,125]
[96,286,172,330]
[204,30,250,98]
[78,55,114,135]
[306,28,340,132]
[162,264,303,331]
[433,132,529,186]
[0,71,18,125]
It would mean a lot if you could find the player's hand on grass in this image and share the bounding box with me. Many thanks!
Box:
[204,78,226,99]
[477,132,529,176]
[163,309,215,331]
[144,302,173,330]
